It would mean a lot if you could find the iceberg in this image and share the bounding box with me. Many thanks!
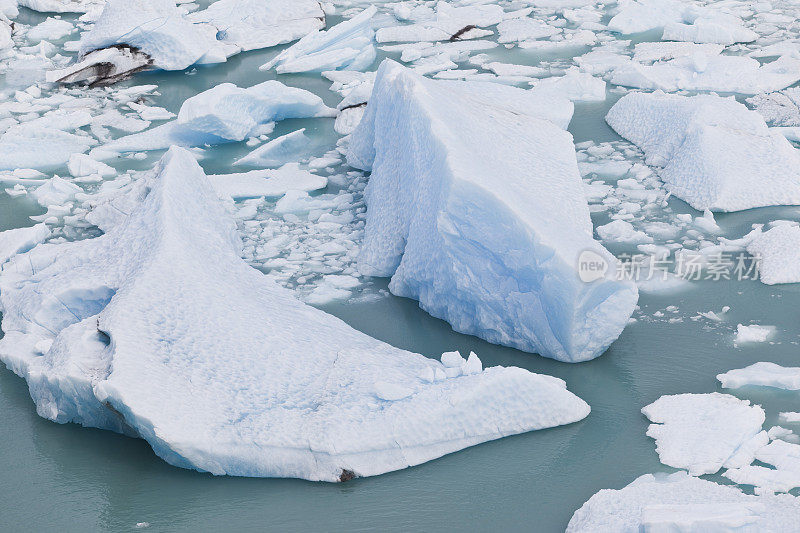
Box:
[610,53,800,94]
[606,91,800,212]
[0,124,97,170]
[567,472,800,532]
[641,393,765,475]
[718,362,800,391]
[724,439,800,494]
[233,129,310,168]
[18,0,103,13]
[0,223,50,265]
[188,0,325,53]
[347,60,638,363]
[375,3,503,43]
[77,0,225,72]
[92,81,334,157]
[261,7,376,74]
[208,164,327,200]
[747,224,800,284]
[0,147,591,481]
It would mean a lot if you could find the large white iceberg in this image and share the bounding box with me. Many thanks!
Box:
[0,147,591,481]
[347,60,638,363]
[606,91,800,212]
[567,472,800,532]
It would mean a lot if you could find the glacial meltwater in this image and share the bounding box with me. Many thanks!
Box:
[2,3,800,532]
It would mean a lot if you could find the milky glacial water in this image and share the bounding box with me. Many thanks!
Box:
[2,11,800,533]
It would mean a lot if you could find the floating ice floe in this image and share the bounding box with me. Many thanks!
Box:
[528,68,606,101]
[0,124,97,170]
[92,81,334,157]
[234,129,310,168]
[375,3,503,43]
[0,147,591,481]
[19,0,104,13]
[642,393,765,475]
[0,223,50,265]
[567,472,800,532]
[77,0,225,72]
[610,52,800,94]
[608,0,755,44]
[733,324,777,345]
[724,439,800,494]
[606,91,800,212]
[208,164,327,200]
[187,0,325,54]
[747,224,800,284]
[748,88,800,127]
[47,46,153,86]
[718,362,800,390]
[261,6,376,74]
[347,60,638,363]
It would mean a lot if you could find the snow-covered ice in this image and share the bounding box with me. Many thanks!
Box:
[607,91,800,212]
[747,224,800,285]
[209,164,327,200]
[188,0,325,54]
[641,393,765,475]
[78,0,225,71]
[348,60,637,363]
[0,223,50,265]
[0,147,591,481]
[718,362,800,390]
[567,472,800,532]
[261,7,376,74]
[93,81,333,156]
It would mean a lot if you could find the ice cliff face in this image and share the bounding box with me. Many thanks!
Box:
[0,147,590,481]
[348,60,638,363]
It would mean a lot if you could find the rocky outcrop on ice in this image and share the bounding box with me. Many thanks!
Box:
[606,91,800,212]
[567,472,800,532]
[92,80,334,157]
[51,0,326,84]
[347,60,638,363]
[610,51,800,94]
[47,46,153,86]
[0,147,591,481]
[376,3,503,43]
[77,0,225,72]
[261,6,375,74]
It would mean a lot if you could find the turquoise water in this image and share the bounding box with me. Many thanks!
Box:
[2,9,800,533]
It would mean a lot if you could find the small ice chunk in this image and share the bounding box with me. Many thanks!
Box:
[734,324,777,344]
[718,362,800,390]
